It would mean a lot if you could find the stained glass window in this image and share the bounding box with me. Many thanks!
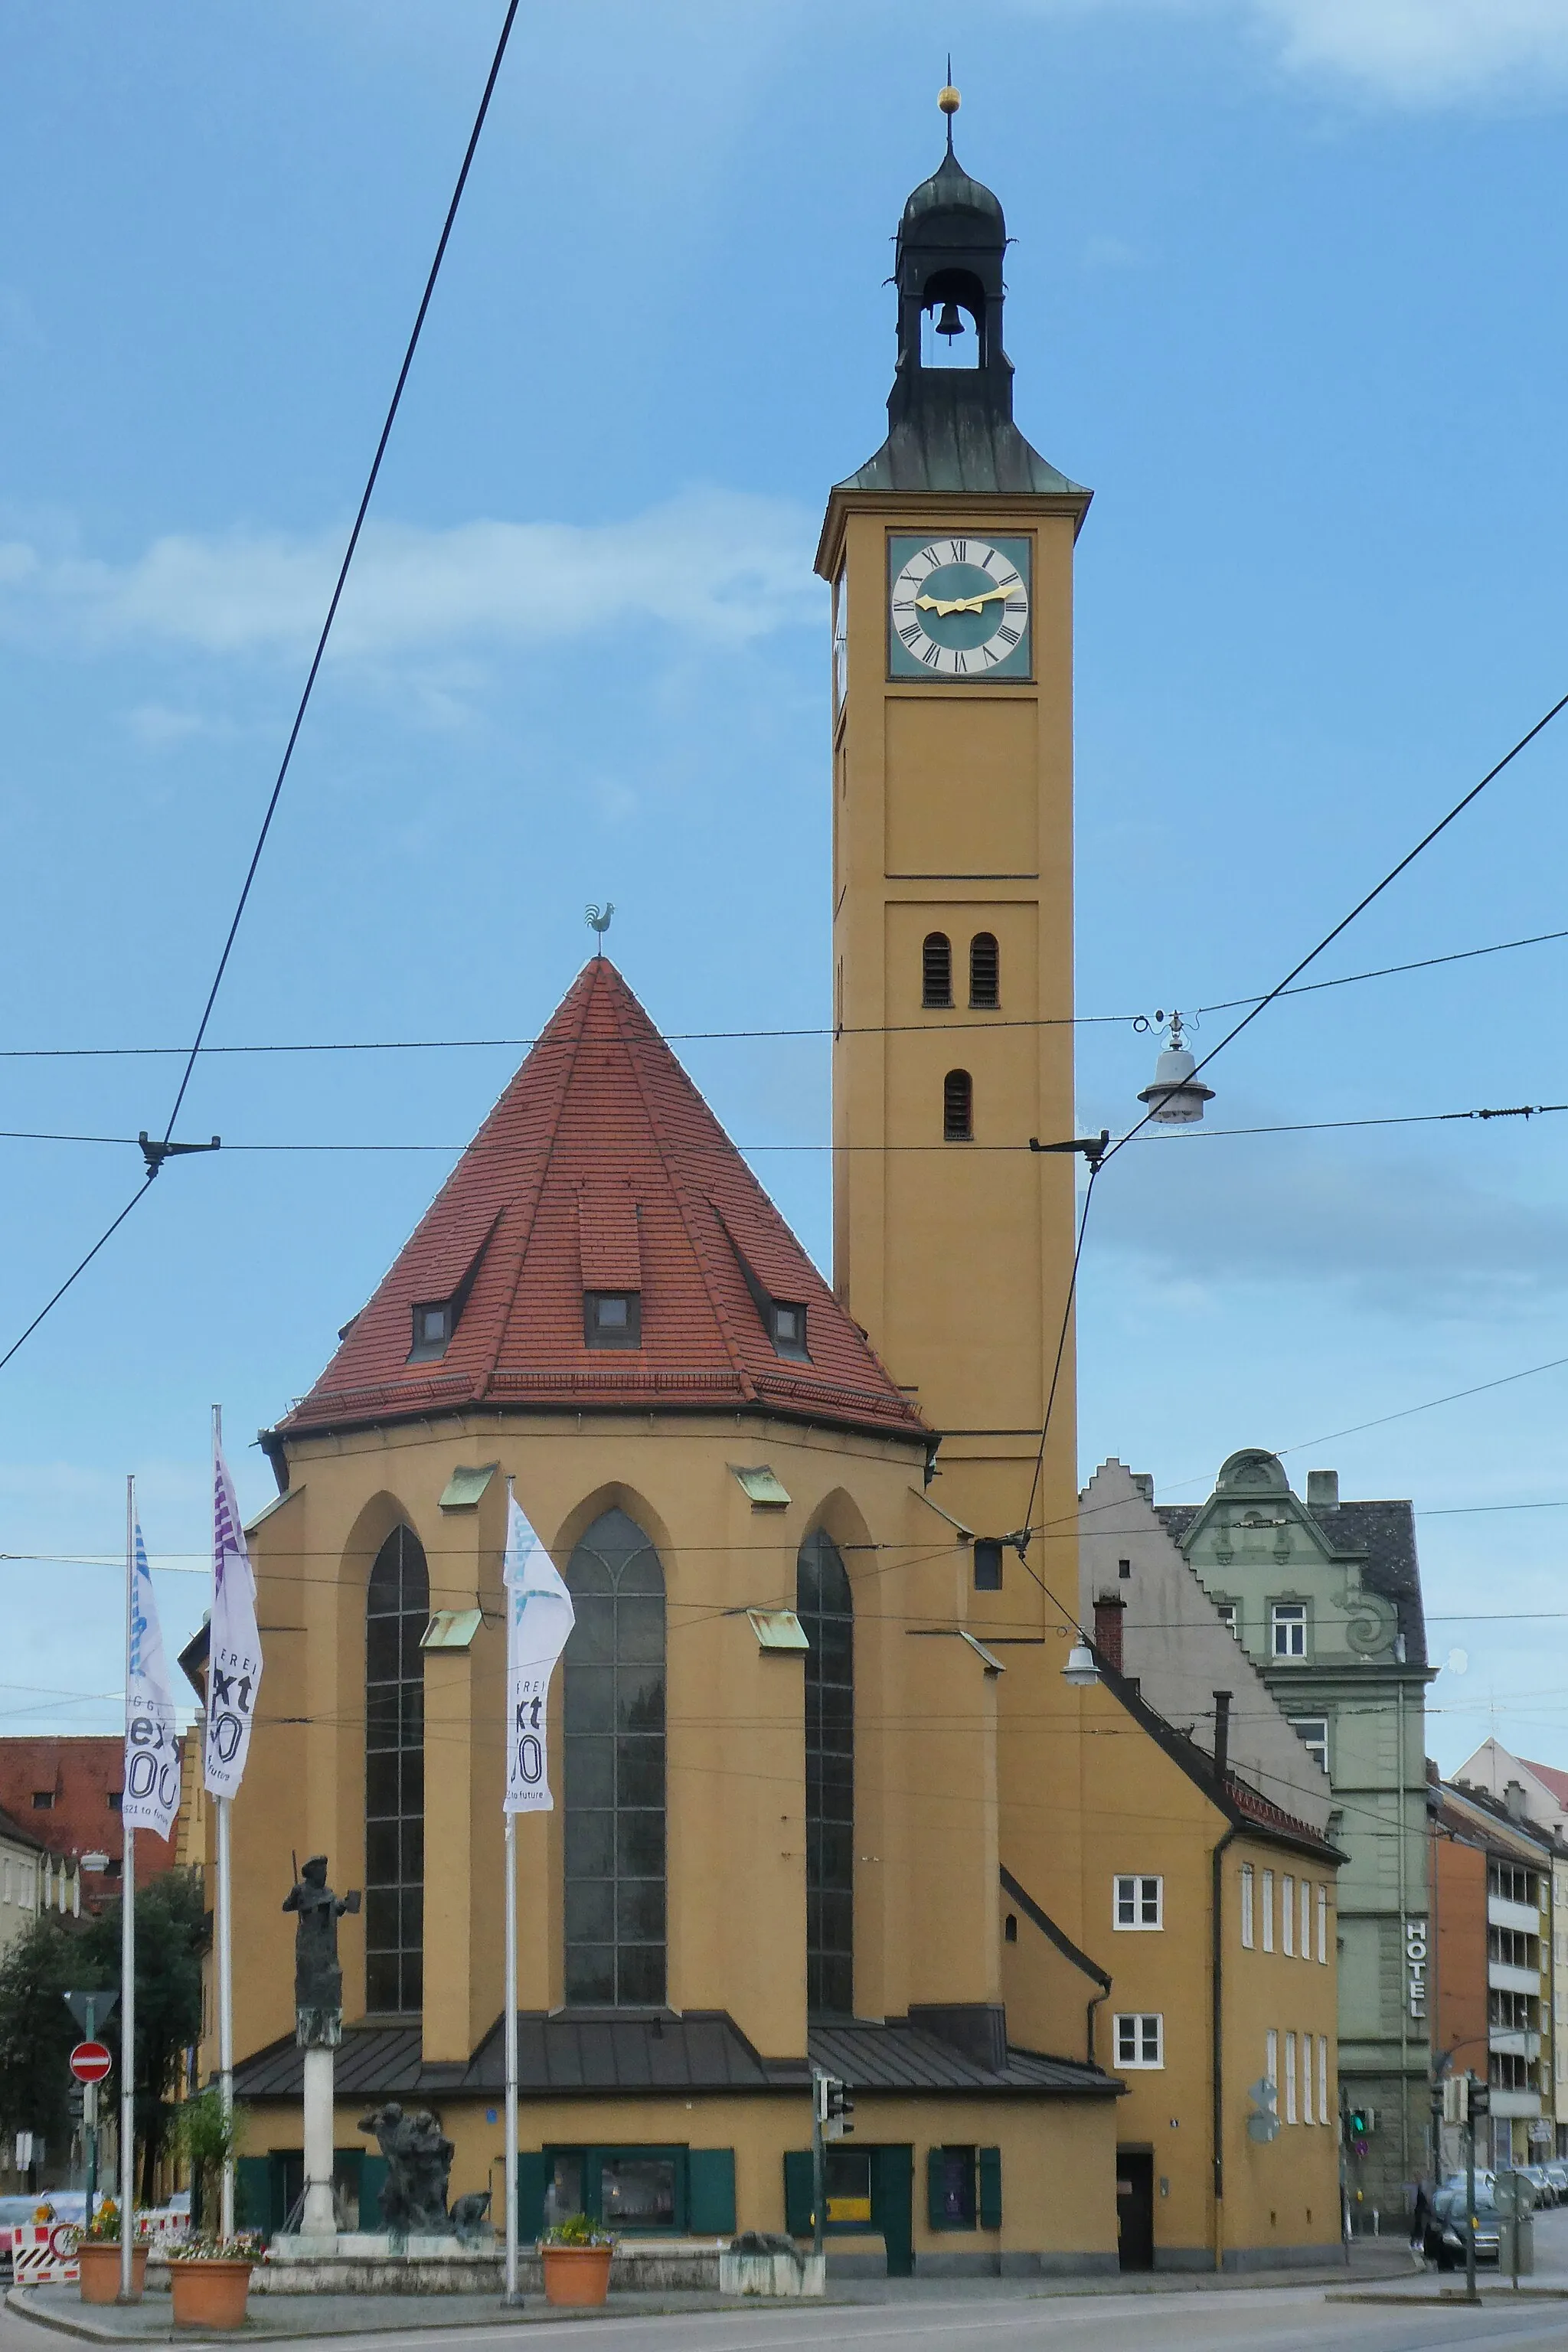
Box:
[364,1525,427,2014]
[798,1528,853,2017]
[564,1509,667,2007]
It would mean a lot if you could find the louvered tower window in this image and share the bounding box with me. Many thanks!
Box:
[969,933,1000,1008]
[365,1526,427,2014]
[564,1509,667,2006]
[923,933,953,1008]
[798,1528,854,2016]
[943,1070,973,1141]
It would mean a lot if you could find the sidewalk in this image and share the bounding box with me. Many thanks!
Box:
[5,2246,1416,2341]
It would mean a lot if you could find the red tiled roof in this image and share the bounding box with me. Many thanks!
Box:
[1227,1774,1338,1858]
[1524,1758,1568,1809]
[280,959,926,1446]
[0,1736,181,1906]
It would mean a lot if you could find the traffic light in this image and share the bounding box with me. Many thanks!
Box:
[815,2074,854,2141]
[1442,2077,1469,2125]
[67,2084,85,2126]
[1348,2106,1370,2155]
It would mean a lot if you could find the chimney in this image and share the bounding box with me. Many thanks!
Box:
[1305,1469,1339,1511]
[1093,1592,1125,1674]
[1214,1690,1232,1783]
[1505,1779,1528,1823]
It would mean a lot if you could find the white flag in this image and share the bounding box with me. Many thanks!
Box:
[504,1487,574,1814]
[123,1517,181,1840]
[204,1441,263,1800]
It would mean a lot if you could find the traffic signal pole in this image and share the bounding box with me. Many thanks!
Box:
[1464,2073,1478,2305]
[810,2071,825,2259]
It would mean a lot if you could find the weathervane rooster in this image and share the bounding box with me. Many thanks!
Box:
[585,902,614,951]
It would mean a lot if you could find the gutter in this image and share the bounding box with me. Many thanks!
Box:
[1210,1691,1235,2275]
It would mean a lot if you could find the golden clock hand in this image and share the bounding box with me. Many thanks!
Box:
[914,583,1017,617]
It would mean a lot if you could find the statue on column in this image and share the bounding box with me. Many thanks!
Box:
[283,1856,361,2048]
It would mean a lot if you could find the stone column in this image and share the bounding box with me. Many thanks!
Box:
[301,2046,337,2242]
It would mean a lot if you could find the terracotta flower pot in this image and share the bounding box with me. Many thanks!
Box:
[168,2258,253,2330]
[541,2243,612,2306]
[78,2243,148,2304]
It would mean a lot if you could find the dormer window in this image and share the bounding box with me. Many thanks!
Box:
[409,1301,453,1363]
[584,1291,641,1349]
[771,1302,809,1361]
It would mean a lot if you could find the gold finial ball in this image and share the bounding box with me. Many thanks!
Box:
[939,84,961,116]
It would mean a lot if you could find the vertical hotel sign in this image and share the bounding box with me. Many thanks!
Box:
[1405,1918,1428,2020]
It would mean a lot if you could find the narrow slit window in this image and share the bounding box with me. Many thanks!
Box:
[923,933,953,1008]
[1282,1875,1295,1955]
[943,1070,973,1142]
[1240,1862,1254,1949]
[969,933,999,1009]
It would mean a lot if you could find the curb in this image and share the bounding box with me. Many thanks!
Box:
[3,2286,836,2341]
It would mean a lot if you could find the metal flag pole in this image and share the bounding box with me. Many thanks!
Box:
[503,1476,519,2306]
[120,1478,136,2298]
[213,1405,234,2241]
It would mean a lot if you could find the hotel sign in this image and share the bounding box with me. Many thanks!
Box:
[1406,1918,1428,2020]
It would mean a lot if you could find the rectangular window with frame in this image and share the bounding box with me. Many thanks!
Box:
[1317,1882,1328,1963]
[1318,2034,1328,2122]
[1114,2013,1164,2069]
[1263,1870,1275,1952]
[1301,2032,1313,2125]
[1282,1875,1295,1956]
[583,1291,642,1350]
[1289,1717,1329,1772]
[1301,1877,1312,1960]
[1272,1604,1307,1658]
[1215,1602,1239,1637]
[542,2146,691,2234]
[1240,1862,1255,1949]
[1266,2027,1278,2102]
[1114,1875,1162,1930]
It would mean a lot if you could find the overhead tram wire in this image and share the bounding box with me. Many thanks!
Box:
[0,0,523,1381]
[1012,678,1568,1567]
[6,919,1568,1063]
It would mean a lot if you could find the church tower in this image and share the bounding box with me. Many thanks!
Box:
[815,90,1091,1563]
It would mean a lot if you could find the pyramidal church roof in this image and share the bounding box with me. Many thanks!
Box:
[278,959,925,1446]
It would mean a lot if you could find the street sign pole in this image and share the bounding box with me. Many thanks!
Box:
[120,1475,136,2301]
[1464,2074,1478,2305]
[810,2070,825,2259]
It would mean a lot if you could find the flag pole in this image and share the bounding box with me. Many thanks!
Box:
[503,1477,519,2306]
[213,1405,234,2241]
[119,1477,136,2299]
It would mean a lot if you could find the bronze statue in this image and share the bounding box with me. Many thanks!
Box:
[283,1855,360,2049]
[358,2104,456,2236]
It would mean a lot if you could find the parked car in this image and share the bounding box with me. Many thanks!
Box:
[1517,2164,1554,2209]
[1544,2161,1568,2200]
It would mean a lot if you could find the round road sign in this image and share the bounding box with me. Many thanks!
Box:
[69,2041,111,2083]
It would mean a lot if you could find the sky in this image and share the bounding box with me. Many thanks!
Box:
[4,1,1568,1773]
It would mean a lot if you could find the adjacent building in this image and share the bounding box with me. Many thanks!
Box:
[203,117,1346,2276]
[1429,1773,1560,2171]
[1153,1452,1432,2216]
[1449,1741,1568,2161]
[0,1803,49,1958]
[0,1735,180,1913]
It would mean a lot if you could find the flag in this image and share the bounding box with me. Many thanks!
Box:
[123,1517,180,1839]
[204,1440,263,1800]
[503,1487,574,1814]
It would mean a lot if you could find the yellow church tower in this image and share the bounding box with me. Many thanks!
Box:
[815,89,1091,1571]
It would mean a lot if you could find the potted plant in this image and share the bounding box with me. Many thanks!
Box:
[165,2234,265,2329]
[540,2212,614,2306]
[74,2201,149,2305]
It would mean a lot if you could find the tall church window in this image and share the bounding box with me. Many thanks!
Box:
[944,1070,973,1141]
[798,1528,854,2016]
[564,1508,667,2006]
[969,933,1000,1008]
[923,933,953,1008]
[365,1525,427,2014]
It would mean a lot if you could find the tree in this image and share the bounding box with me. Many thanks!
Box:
[0,1914,96,2167]
[80,1869,208,2200]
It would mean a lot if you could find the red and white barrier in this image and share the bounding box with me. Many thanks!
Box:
[12,2223,80,2285]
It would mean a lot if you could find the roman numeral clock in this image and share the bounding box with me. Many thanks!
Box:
[887,534,1032,680]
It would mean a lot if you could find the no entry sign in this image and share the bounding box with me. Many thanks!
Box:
[69,2041,111,2083]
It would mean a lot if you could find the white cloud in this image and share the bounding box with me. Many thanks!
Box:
[1031,0,1568,102]
[0,488,820,665]
[124,702,227,750]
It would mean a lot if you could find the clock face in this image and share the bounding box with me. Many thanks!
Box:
[887,533,1032,681]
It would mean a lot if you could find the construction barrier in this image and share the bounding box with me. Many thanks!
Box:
[13,2223,80,2286]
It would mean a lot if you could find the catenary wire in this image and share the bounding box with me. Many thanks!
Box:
[0,0,522,1383]
[5,920,1567,1063]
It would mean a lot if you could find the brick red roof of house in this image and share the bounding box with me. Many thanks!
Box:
[0,1736,180,1902]
[1524,1758,1568,1810]
[279,959,926,1448]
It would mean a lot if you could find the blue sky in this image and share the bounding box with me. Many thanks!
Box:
[5,1,1568,1773]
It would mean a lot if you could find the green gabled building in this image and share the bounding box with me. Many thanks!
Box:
[1158,1450,1434,2225]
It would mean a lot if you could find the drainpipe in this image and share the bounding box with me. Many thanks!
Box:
[1211,1692,1235,2275]
[1086,1984,1109,2067]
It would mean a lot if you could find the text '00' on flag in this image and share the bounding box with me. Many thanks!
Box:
[504,1486,574,1815]
[204,1439,263,1800]
[123,1517,180,1841]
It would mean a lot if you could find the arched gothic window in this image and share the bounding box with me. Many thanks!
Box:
[365,1525,427,2014]
[797,1529,853,2016]
[944,1069,973,1141]
[923,933,953,1008]
[564,1508,667,2007]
